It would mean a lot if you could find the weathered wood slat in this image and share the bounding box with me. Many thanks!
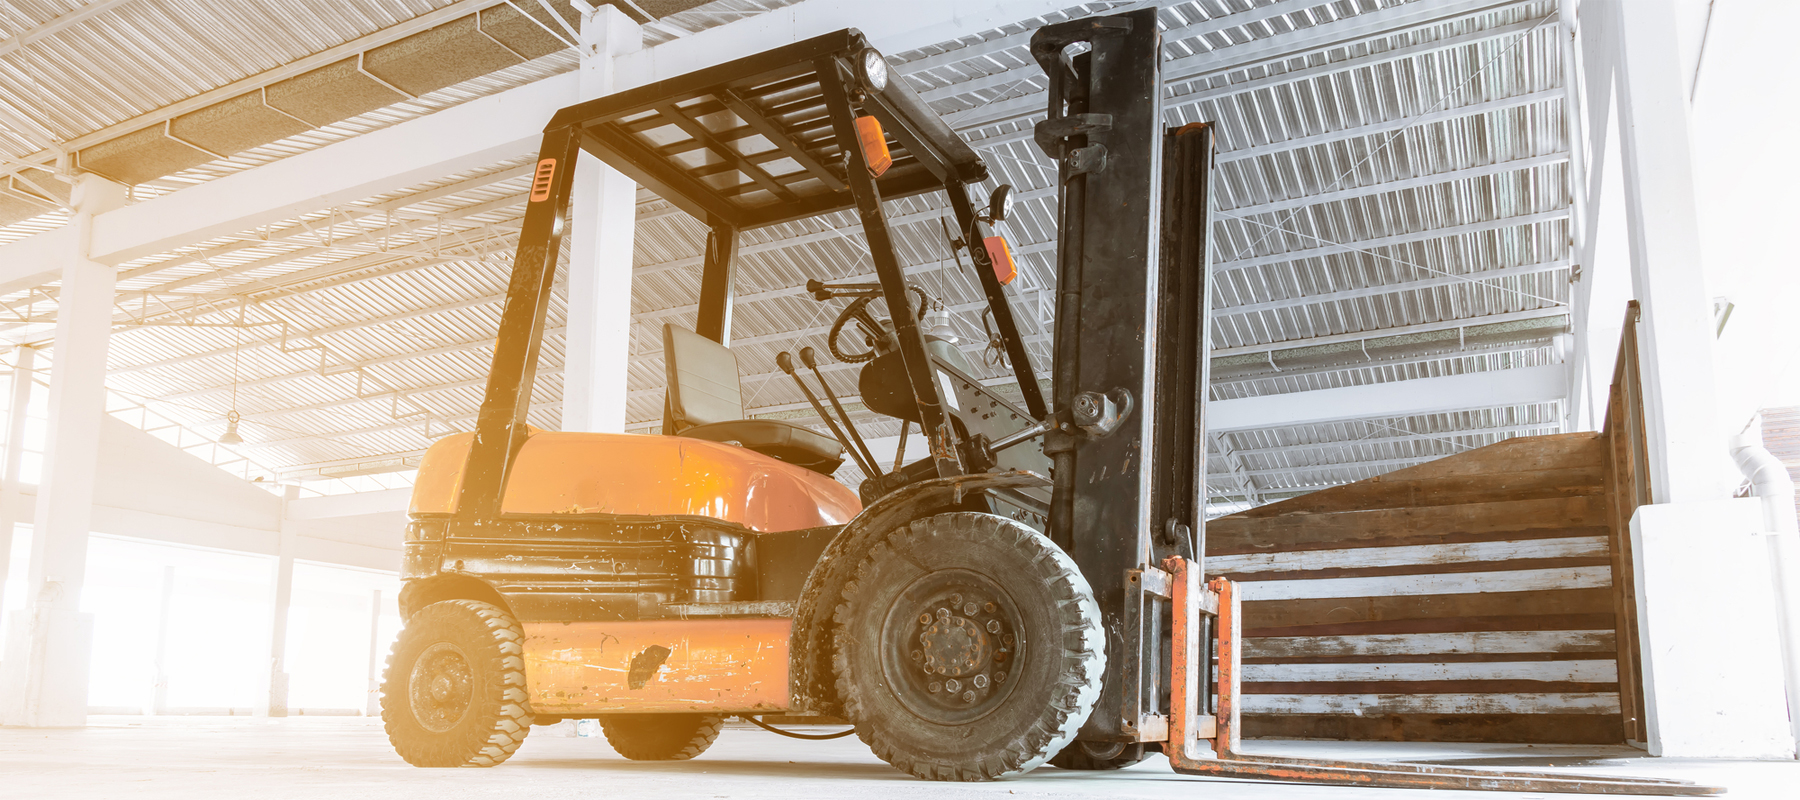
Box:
[1247,612,1616,639]
[1253,467,1607,515]
[1242,588,1616,631]
[1244,680,1619,695]
[1208,496,1607,555]
[1242,713,1627,744]
[1242,660,1619,683]
[1245,630,1617,660]
[1239,566,1612,601]
[1210,536,1609,576]
[1218,556,1613,583]
[1235,435,1607,520]
[1243,693,1620,715]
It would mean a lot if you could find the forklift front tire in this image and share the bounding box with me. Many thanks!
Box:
[833,512,1104,781]
[599,714,726,761]
[380,599,533,767]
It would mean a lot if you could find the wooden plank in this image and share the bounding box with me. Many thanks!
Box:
[1244,630,1616,660]
[1217,555,1612,584]
[1242,588,1616,631]
[1244,680,1618,694]
[1239,467,1607,516]
[1239,566,1612,601]
[1242,660,1619,683]
[1385,433,1606,479]
[1210,536,1610,575]
[1233,434,1605,518]
[1242,713,1626,744]
[1243,693,1620,715]
[1208,495,1607,555]
[1247,611,1616,639]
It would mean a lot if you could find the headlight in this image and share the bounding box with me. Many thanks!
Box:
[861,48,889,92]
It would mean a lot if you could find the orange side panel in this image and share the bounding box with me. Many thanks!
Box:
[409,430,860,531]
[522,619,792,714]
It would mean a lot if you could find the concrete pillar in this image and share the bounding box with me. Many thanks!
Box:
[148,565,174,716]
[560,5,642,434]
[0,346,37,630]
[1631,500,1796,758]
[0,173,126,727]
[260,485,298,718]
[1610,0,1732,503]
[364,588,381,717]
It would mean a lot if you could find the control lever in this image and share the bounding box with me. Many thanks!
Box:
[778,351,877,476]
[800,347,880,473]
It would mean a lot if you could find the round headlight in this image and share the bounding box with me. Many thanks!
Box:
[987,183,1014,222]
[861,48,889,92]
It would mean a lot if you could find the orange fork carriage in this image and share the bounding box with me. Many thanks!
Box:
[1160,558,1720,796]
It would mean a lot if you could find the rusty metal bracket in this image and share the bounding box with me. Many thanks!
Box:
[1159,557,1723,796]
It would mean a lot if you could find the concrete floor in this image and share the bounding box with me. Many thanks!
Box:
[1,716,1794,799]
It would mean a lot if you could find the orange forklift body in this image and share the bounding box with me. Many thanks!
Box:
[523,618,793,714]
[411,429,860,531]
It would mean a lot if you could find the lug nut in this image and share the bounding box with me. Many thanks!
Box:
[962,690,976,702]
[946,679,961,692]
[937,608,951,620]
[963,602,978,616]
[919,613,932,625]
[929,681,942,693]
[973,675,989,689]
[911,649,922,661]
[996,671,1007,683]
[984,602,997,613]
[994,650,1007,662]
[1002,634,1015,646]
[986,620,1001,633]
[950,593,963,606]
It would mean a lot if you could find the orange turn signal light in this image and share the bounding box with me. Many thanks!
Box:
[854,115,892,177]
[983,235,1017,285]
[530,158,556,202]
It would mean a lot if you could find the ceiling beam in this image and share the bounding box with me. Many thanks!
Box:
[1208,363,1566,432]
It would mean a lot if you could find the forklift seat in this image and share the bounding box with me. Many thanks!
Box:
[663,325,845,475]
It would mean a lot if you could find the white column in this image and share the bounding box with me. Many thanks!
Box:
[148,565,175,716]
[1611,0,1732,503]
[0,345,37,626]
[0,174,125,727]
[561,5,643,434]
[260,485,298,717]
[364,588,382,717]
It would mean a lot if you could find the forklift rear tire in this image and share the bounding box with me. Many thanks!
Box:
[380,599,533,767]
[833,512,1104,781]
[1048,741,1149,770]
[599,714,726,760]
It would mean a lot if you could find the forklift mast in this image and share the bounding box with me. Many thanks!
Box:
[1032,8,1212,745]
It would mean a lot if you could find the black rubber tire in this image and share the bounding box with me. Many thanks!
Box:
[833,512,1104,781]
[380,599,533,767]
[1048,742,1149,770]
[599,714,726,760]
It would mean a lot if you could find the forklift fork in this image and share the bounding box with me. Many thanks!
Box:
[1161,557,1722,796]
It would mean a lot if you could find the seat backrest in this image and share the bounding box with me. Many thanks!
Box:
[663,324,744,432]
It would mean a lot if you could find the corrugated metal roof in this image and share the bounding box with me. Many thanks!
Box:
[2,0,1576,504]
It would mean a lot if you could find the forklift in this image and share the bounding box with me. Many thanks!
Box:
[381,10,1717,794]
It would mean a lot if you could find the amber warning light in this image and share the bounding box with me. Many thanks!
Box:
[530,158,557,202]
[854,115,892,177]
[983,236,1018,285]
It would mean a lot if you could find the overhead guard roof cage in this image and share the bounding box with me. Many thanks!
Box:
[547,28,987,230]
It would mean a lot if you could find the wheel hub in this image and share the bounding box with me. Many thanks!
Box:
[883,572,1023,723]
[409,642,474,733]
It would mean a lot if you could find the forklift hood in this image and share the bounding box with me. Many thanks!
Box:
[411,429,860,532]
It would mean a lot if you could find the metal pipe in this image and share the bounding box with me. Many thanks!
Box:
[1730,417,1800,755]
[988,420,1050,453]
[800,347,879,473]
[777,351,875,476]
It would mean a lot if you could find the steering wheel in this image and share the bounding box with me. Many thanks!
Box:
[826,284,930,364]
